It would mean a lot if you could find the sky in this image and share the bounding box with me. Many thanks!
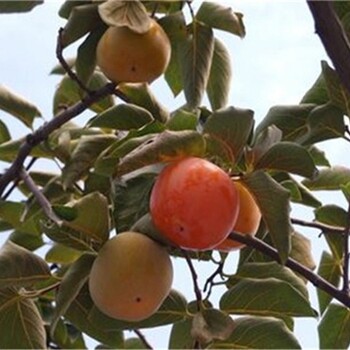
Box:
[0,1,348,349]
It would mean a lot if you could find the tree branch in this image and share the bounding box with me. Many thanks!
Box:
[343,202,350,294]
[307,0,350,93]
[228,232,350,308]
[0,82,116,197]
[291,217,344,235]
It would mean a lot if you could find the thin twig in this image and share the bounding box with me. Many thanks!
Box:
[19,169,63,226]
[183,250,202,310]
[0,82,116,197]
[307,1,350,94]
[133,329,153,350]
[228,231,350,308]
[291,217,344,234]
[203,260,225,299]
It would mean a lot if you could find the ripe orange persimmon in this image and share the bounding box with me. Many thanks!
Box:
[150,157,240,250]
[96,19,171,84]
[216,181,261,251]
[89,231,173,322]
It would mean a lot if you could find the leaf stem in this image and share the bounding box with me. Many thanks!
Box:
[228,231,350,308]
[291,217,344,234]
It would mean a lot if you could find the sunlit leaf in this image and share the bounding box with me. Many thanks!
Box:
[180,21,214,109]
[0,288,46,349]
[196,1,245,37]
[45,243,82,265]
[308,145,331,167]
[207,38,232,111]
[220,278,316,318]
[303,166,350,190]
[0,85,41,128]
[0,120,10,144]
[317,251,342,315]
[203,106,254,164]
[211,316,301,349]
[117,130,206,176]
[243,171,292,263]
[318,303,350,349]
[0,241,50,288]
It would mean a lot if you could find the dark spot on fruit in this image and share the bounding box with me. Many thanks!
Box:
[131,66,136,72]
[136,297,141,303]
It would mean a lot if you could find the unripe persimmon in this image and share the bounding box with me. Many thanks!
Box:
[216,181,261,251]
[150,157,240,250]
[89,231,173,321]
[96,19,171,84]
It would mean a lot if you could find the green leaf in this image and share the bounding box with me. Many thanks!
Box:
[191,309,235,344]
[220,278,316,318]
[243,171,292,263]
[118,83,169,123]
[203,106,254,164]
[314,204,346,259]
[117,130,206,176]
[0,0,43,13]
[0,241,50,288]
[211,316,301,349]
[124,337,148,349]
[0,288,46,349]
[61,4,103,47]
[180,21,214,109]
[254,142,317,178]
[308,145,331,167]
[0,85,41,128]
[8,230,44,252]
[166,108,198,131]
[207,38,232,111]
[196,1,245,37]
[160,12,187,96]
[317,251,342,315]
[322,60,350,116]
[169,319,194,349]
[113,173,156,233]
[303,166,350,190]
[51,254,96,336]
[61,134,116,189]
[0,119,10,144]
[255,104,315,142]
[318,303,350,349]
[229,261,308,299]
[300,72,329,105]
[45,243,82,265]
[89,103,154,130]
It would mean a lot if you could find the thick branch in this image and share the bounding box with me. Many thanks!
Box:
[228,232,350,308]
[307,1,350,93]
[0,82,116,196]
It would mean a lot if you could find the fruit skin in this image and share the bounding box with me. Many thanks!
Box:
[96,19,171,84]
[88,231,173,322]
[150,157,240,251]
[216,181,261,251]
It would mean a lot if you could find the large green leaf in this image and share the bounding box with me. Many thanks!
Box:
[318,303,350,349]
[317,251,342,315]
[220,277,316,318]
[207,38,232,111]
[0,288,46,349]
[0,241,50,288]
[166,108,198,131]
[113,173,156,233]
[211,316,301,349]
[61,134,116,189]
[169,319,194,349]
[302,166,350,190]
[300,72,329,106]
[51,254,96,336]
[196,1,245,37]
[0,85,41,128]
[290,232,316,275]
[0,0,43,13]
[228,261,308,299]
[203,106,254,164]
[254,141,317,178]
[89,103,154,130]
[116,130,206,176]
[243,171,292,263]
[180,21,214,109]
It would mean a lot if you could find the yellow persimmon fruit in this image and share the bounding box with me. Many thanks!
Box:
[216,181,261,251]
[96,19,171,84]
[89,231,173,321]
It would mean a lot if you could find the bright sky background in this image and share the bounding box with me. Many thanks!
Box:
[0,1,348,349]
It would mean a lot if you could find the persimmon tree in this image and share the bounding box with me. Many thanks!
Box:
[0,0,350,349]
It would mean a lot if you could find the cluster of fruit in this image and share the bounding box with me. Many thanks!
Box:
[89,157,261,322]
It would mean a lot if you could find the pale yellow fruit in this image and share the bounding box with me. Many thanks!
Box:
[89,231,173,321]
[96,19,171,83]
